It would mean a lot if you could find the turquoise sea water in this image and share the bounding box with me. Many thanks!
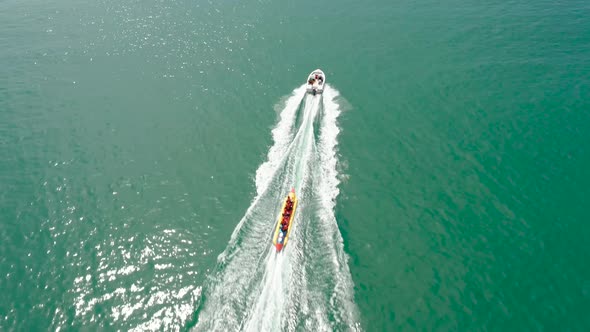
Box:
[1,0,590,330]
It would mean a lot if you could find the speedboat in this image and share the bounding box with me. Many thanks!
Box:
[272,188,298,252]
[306,69,326,95]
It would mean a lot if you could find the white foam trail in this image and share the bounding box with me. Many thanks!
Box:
[316,86,361,330]
[255,85,307,196]
[317,87,340,213]
[241,95,319,332]
[274,85,360,332]
[218,85,305,257]
[193,85,361,332]
[193,86,308,331]
[242,253,284,332]
[292,95,320,191]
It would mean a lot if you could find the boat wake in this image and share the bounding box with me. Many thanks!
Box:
[191,85,360,331]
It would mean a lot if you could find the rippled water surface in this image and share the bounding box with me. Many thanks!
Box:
[1,0,590,330]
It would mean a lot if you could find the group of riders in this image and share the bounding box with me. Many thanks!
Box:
[308,74,324,85]
[280,197,294,232]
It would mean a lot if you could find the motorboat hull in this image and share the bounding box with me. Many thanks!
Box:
[306,69,326,95]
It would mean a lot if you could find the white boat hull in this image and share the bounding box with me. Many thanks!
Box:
[306,69,326,95]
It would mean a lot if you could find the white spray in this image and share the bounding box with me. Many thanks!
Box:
[193,85,361,332]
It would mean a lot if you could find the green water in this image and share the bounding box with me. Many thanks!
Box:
[1,0,590,330]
